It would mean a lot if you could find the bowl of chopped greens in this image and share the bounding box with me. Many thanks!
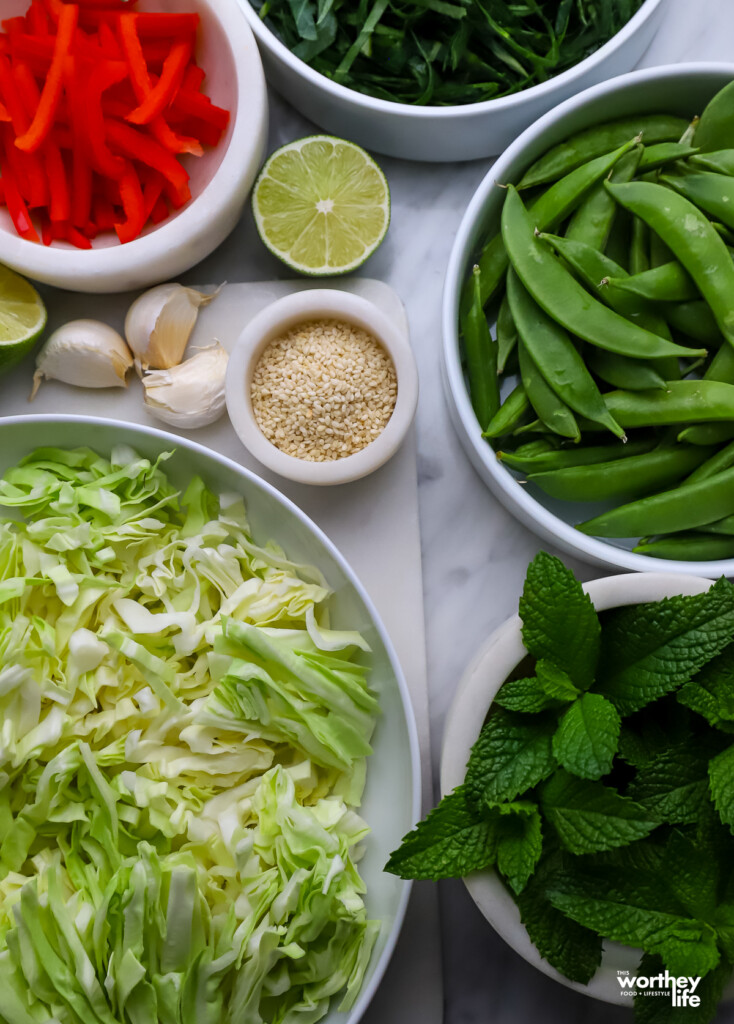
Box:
[239,0,665,161]
[0,414,420,1024]
[389,553,734,1019]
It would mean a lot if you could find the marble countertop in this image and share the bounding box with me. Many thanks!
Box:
[186,1,734,1019]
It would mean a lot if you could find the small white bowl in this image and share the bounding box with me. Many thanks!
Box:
[443,62,734,576]
[440,571,734,1005]
[225,289,419,485]
[239,0,665,162]
[1,0,267,294]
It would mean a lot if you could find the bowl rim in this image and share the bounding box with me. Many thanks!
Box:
[440,571,717,1004]
[239,0,664,118]
[225,289,419,486]
[0,412,422,1023]
[442,61,734,577]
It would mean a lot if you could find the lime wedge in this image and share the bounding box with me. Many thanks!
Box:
[0,265,46,372]
[252,136,390,275]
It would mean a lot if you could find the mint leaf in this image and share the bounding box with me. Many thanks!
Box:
[634,953,730,1024]
[541,770,657,854]
[627,744,711,825]
[495,660,579,714]
[519,552,600,689]
[495,802,543,894]
[552,693,621,780]
[465,710,557,807]
[678,646,734,730]
[536,660,580,701]
[709,743,734,831]
[385,786,496,881]
[662,830,719,920]
[712,904,734,962]
[515,881,602,985]
[595,579,734,715]
[547,873,721,978]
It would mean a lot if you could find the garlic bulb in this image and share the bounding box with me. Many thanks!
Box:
[31,320,133,400]
[142,343,228,428]
[125,283,221,372]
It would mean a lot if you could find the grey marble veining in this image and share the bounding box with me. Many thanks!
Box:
[184,1,734,1017]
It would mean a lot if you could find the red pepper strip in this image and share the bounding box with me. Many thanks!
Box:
[1,18,26,37]
[0,181,5,204]
[103,99,132,119]
[150,194,168,224]
[127,13,199,37]
[76,0,129,8]
[0,56,48,208]
[0,101,9,123]
[84,220,97,239]
[140,41,170,65]
[27,1,51,35]
[66,223,91,248]
[0,132,39,241]
[93,195,116,229]
[14,62,70,223]
[170,89,230,130]
[105,118,190,206]
[142,172,163,219]
[41,213,53,245]
[85,60,128,178]
[9,35,55,62]
[127,38,190,125]
[98,21,121,58]
[168,111,221,148]
[41,0,63,26]
[114,161,144,243]
[182,64,205,92]
[0,39,9,56]
[16,3,78,154]
[63,54,92,228]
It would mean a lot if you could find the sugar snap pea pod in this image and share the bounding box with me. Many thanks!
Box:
[483,384,530,439]
[514,419,549,438]
[528,445,712,503]
[600,380,734,428]
[637,143,699,173]
[502,188,703,361]
[605,213,631,272]
[511,439,558,459]
[704,344,734,384]
[633,533,734,560]
[662,168,734,231]
[604,262,698,303]
[517,116,688,190]
[649,230,675,270]
[686,440,734,485]
[691,150,734,176]
[586,348,667,391]
[498,438,655,474]
[630,217,650,276]
[679,116,700,148]
[606,180,734,348]
[700,515,734,535]
[578,464,734,538]
[695,80,734,153]
[666,301,723,347]
[507,270,624,438]
[462,265,500,430]
[677,423,734,446]
[565,147,642,250]
[496,294,517,375]
[517,339,580,441]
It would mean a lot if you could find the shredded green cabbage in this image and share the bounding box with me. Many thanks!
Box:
[0,445,380,1024]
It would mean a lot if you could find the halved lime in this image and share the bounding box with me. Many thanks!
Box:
[0,265,46,372]
[252,136,390,276]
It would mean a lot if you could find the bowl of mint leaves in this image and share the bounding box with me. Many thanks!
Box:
[387,553,734,1020]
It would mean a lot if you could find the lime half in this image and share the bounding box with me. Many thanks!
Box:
[252,136,390,276]
[0,265,46,372]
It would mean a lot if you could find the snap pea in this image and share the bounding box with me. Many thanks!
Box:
[586,348,667,391]
[695,80,734,153]
[633,533,734,560]
[502,188,703,361]
[601,380,734,428]
[665,301,723,347]
[606,180,734,347]
[691,150,734,176]
[705,344,734,383]
[506,270,623,438]
[578,464,734,537]
[462,265,500,430]
[517,339,580,441]
[483,384,530,439]
[496,294,517,374]
[528,445,712,503]
[630,217,650,275]
[511,439,558,459]
[662,168,734,232]
[605,212,631,272]
[604,262,698,303]
[713,222,734,246]
[700,515,734,535]
[565,147,642,250]
[498,438,655,474]
[649,230,675,269]
[637,142,699,172]
[517,116,688,190]
[679,116,700,148]
[677,423,734,446]
[686,439,734,485]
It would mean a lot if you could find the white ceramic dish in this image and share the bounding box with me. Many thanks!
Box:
[443,63,734,577]
[1,0,267,294]
[239,0,665,162]
[0,413,421,1024]
[440,571,734,1005]
[225,289,419,485]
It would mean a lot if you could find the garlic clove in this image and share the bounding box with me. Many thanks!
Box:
[125,283,222,373]
[31,320,133,400]
[142,342,229,428]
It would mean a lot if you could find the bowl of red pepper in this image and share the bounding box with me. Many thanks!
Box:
[0,0,268,293]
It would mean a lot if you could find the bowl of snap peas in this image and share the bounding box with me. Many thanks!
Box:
[443,63,734,576]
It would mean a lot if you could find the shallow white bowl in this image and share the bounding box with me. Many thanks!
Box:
[440,571,734,1005]
[225,289,419,485]
[239,0,665,162]
[443,63,734,577]
[0,413,421,1024]
[1,0,267,294]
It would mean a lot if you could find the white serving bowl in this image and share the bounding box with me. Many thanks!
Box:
[443,63,734,577]
[239,0,665,162]
[225,289,419,485]
[0,413,421,1024]
[1,0,267,294]
[441,571,734,1005]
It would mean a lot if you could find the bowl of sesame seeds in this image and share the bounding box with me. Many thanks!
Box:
[225,289,419,485]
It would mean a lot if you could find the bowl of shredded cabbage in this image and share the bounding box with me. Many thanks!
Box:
[0,414,419,1024]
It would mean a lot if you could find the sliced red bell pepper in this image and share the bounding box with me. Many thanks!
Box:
[105,117,190,206]
[142,171,162,219]
[41,213,53,245]
[0,181,5,205]
[13,62,69,223]
[93,194,116,229]
[150,194,168,224]
[114,160,144,243]
[128,13,199,37]
[182,64,204,91]
[16,3,78,153]
[27,1,51,35]
[0,56,48,208]
[63,53,92,228]
[98,20,121,58]
[0,131,39,241]
[126,37,190,125]
[65,222,91,248]
[40,0,64,23]
[84,59,127,178]
[0,102,9,124]
[170,89,229,130]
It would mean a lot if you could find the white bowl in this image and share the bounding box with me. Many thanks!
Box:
[443,63,734,577]
[239,0,665,162]
[440,571,734,1005]
[0,413,421,1024]
[1,0,268,294]
[225,289,419,485]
